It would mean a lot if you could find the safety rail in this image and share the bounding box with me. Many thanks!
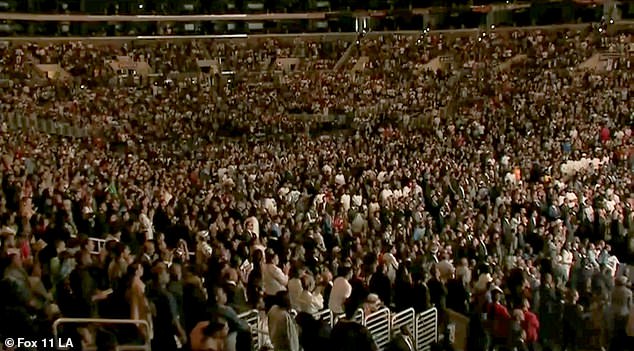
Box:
[88,236,196,257]
[313,309,334,328]
[51,307,436,351]
[352,307,365,324]
[416,308,438,351]
[88,237,107,255]
[2,21,632,43]
[237,310,263,349]
[391,308,416,338]
[365,307,391,351]
[0,12,328,22]
[52,318,151,351]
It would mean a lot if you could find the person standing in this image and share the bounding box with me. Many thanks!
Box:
[267,291,300,351]
[262,250,289,311]
[520,299,539,351]
[328,266,353,317]
[562,289,584,351]
[147,263,187,351]
[610,276,633,351]
[536,273,560,350]
[488,287,511,351]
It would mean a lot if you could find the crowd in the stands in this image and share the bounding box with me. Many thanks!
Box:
[0,25,633,351]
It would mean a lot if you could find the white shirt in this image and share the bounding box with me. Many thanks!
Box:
[267,306,300,351]
[352,194,363,207]
[262,263,288,296]
[383,253,399,283]
[380,189,393,203]
[351,213,365,234]
[561,249,574,266]
[328,277,352,314]
[607,255,620,277]
[297,290,324,314]
[335,174,346,185]
[263,198,277,216]
[341,194,351,212]
[139,213,154,240]
[287,278,303,310]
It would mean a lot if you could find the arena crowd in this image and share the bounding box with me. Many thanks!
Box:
[0,24,633,351]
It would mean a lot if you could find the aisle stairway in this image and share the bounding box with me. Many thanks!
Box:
[333,40,357,71]
[578,51,628,72]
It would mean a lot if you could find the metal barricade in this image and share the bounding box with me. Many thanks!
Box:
[352,308,365,325]
[313,309,334,328]
[52,318,151,351]
[88,237,107,255]
[238,309,261,350]
[89,235,196,258]
[365,308,391,351]
[391,308,416,338]
[416,307,438,351]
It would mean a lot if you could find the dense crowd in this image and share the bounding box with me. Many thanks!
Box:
[0,25,633,351]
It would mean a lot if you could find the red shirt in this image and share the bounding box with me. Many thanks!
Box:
[20,240,31,261]
[489,302,511,338]
[600,127,610,142]
[521,310,540,343]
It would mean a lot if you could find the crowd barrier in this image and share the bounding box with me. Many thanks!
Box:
[88,236,197,257]
[88,237,107,255]
[313,308,334,327]
[238,309,263,348]
[85,238,438,349]
[1,21,632,43]
[0,12,328,22]
[238,307,438,351]
[52,318,151,351]
[67,236,439,350]
[366,307,391,350]
[416,308,438,351]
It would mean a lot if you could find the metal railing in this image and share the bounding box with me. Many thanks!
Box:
[416,308,438,351]
[88,236,196,257]
[352,307,365,324]
[237,309,263,349]
[365,307,391,350]
[391,308,416,338]
[0,12,328,22]
[88,237,107,255]
[52,318,151,351]
[1,20,632,43]
[313,309,335,328]
[52,307,436,351]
